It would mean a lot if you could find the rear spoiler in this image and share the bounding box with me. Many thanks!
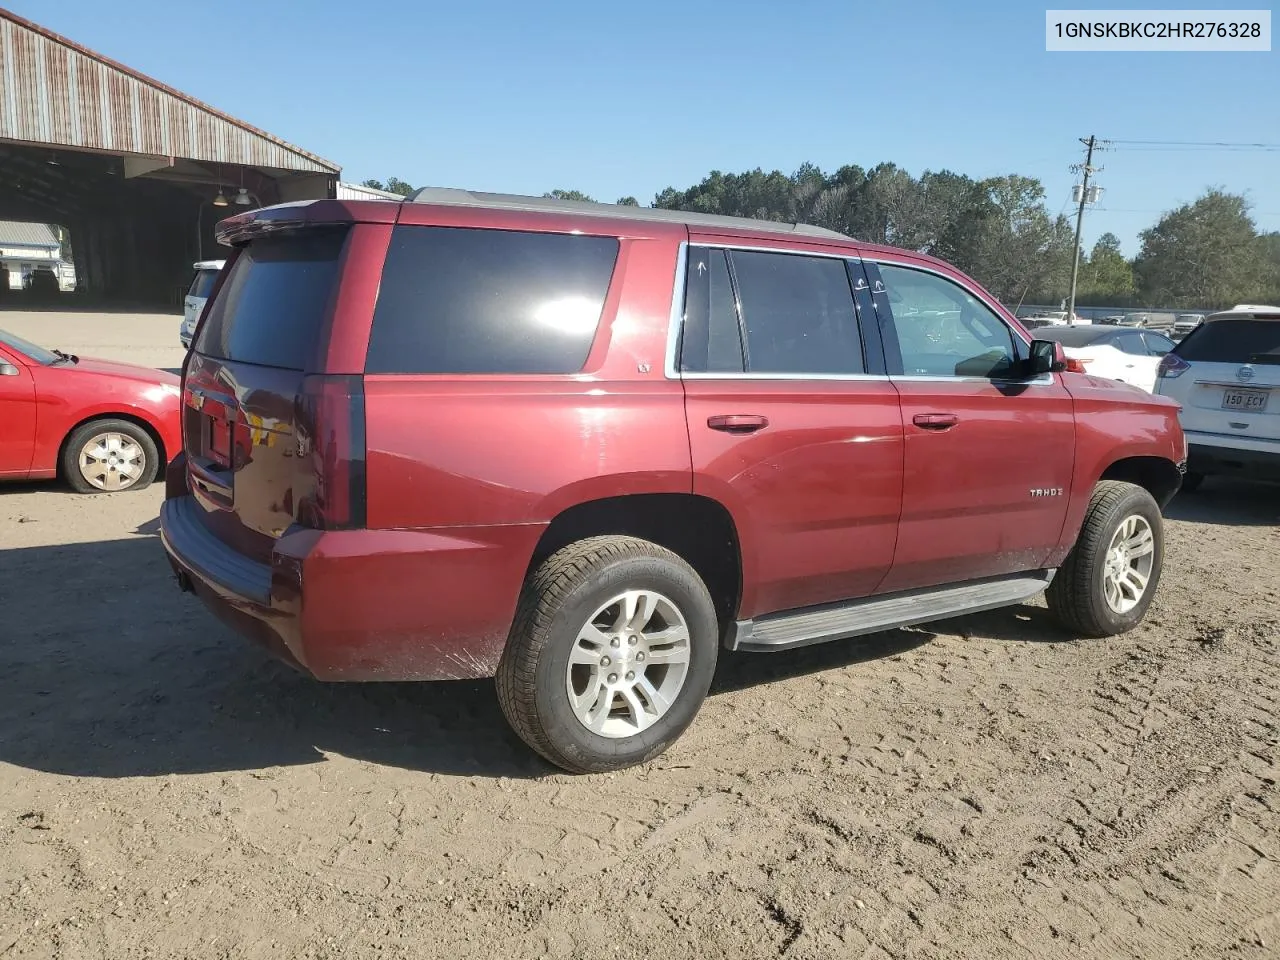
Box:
[215,199,399,246]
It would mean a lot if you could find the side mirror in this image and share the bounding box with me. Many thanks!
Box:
[1027,339,1066,377]
[0,361,19,376]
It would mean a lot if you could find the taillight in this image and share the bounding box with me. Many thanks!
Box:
[296,374,366,530]
[1157,354,1191,379]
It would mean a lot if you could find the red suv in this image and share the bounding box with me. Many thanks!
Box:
[160,190,1187,773]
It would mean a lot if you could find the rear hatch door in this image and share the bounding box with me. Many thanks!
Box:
[1169,315,1280,441]
[183,227,349,562]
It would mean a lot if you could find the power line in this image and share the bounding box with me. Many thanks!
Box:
[1105,138,1280,152]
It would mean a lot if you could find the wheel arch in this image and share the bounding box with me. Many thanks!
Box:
[525,493,743,642]
[1098,455,1183,509]
[57,412,168,482]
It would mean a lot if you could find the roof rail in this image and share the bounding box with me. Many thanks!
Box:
[405,187,850,241]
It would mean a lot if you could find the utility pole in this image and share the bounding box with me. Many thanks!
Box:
[1066,135,1102,325]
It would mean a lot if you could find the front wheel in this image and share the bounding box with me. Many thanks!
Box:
[1047,480,1164,637]
[496,536,719,773]
[61,419,158,494]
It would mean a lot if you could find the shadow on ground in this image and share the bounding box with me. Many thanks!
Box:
[1166,477,1279,526]
[3,475,1271,781]
[0,530,963,781]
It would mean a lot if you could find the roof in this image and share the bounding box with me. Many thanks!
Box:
[406,187,851,241]
[0,221,59,247]
[1035,326,1125,347]
[1209,305,1280,320]
[0,10,339,174]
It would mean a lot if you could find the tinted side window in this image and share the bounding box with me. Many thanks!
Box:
[366,227,619,375]
[1115,332,1147,356]
[680,247,744,373]
[729,250,863,375]
[878,264,1017,378]
[196,228,347,370]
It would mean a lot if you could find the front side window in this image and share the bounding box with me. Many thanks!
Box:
[730,250,863,375]
[1142,332,1175,356]
[878,264,1018,378]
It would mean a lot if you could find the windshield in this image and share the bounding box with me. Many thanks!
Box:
[0,327,59,365]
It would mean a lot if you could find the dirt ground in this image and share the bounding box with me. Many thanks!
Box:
[1,312,1278,960]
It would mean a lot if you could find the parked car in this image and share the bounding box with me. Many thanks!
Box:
[180,260,225,349]
[1036,325,1176,393]
[0,327,181,493]
[160,191,1187,773]
[23,265,60,298]
[1172,313,1205,340]
[1155,305,1280,491]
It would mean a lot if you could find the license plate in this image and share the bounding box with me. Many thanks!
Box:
[208,418,232,465]
[1221,388,1269,412]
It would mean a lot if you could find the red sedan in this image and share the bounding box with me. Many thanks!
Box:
[0,327,181,493]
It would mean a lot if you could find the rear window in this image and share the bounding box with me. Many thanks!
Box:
[188,269,220,299]
[365,226,619,375]
[194,229,347,370]
[1176,319,1280,365]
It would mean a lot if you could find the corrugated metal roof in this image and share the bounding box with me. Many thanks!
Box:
[336,181,403,201]
[0,220,59,246]
[0,10,339,174]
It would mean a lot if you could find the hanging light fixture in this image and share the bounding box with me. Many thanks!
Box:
[234,187,252,206]
[212,188,229,207]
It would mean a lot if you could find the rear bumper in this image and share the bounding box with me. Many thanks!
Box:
[160,494,542,681]
[1187,432,1280,480]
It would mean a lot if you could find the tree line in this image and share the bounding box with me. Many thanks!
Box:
[363,169,1280,310]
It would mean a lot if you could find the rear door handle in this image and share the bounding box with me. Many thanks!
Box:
[912,413,959,431]
[707,414,769,434]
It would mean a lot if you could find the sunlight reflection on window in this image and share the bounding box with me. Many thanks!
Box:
[532,296,602,335]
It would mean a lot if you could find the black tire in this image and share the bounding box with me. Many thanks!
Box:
[1179,471,1205,494]
[61,419,158,494]
[1046,480,1164,638]
[496,536,719,774]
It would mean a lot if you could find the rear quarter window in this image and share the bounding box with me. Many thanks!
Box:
[195,228,348,370]
[1177,319,1280,365]
[365,226,619,375]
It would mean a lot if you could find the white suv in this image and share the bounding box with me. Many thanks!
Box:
[1155,305,1280,490]
[180,260,225,349]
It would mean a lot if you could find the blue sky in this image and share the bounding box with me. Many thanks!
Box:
[10,0,1278,255]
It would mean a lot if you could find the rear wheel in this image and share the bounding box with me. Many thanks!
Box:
[62,419,158,494]
[496,536,719,773]
[1047,480,1164,637]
